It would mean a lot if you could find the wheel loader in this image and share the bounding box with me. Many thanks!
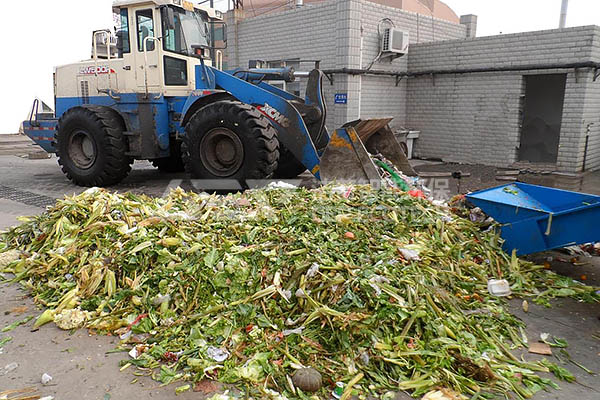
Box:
[23,0,414,187]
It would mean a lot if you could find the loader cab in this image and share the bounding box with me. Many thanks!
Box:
[110,0,224,96]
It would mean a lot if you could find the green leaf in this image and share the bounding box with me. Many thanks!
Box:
[2,315,34,332]
[204,248,219,268]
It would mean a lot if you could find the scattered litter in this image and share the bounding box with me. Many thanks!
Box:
[528,342,552,355]
[0,362,18,376]
[522,300,529,313]
[206,346,230,362]
[267,181,297,189]
[563,245,592,257]
[40,397,55,400]
[306,263,319,278]
[0,186,598,398]
[331,382,344,399]
[119,330,132,340]
[282,327,304,336]
[41,372,53,385]
[487,279,512,297]
[398,248,420,261]
[330,185,351,195]
[128,345,147,359]
[128,347,139,359]
[469,207,487,223]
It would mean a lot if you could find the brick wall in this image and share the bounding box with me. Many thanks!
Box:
[581,76,600,171]
[227,0,466,131]
[407,26,600,172]
[580,28,600,171]
[357,0,466,128]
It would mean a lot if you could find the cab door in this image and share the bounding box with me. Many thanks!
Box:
[132,7,161,92]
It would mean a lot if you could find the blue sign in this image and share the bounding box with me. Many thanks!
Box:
[334,93,348,104]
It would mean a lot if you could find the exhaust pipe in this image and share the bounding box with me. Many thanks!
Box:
[559,0,568,28]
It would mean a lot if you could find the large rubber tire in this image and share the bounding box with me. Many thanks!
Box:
[56,106,131,187]
[151,138,185,173]
[273,147,307,179]
[182,101,279,180]
[274,126,330,179]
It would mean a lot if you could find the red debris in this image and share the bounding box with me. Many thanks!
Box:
[126,313,148,330]
[408,190,426,199]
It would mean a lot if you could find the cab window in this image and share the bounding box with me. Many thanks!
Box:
[136,9,155,52]
[161,6,209,56]
[114,8,130,55]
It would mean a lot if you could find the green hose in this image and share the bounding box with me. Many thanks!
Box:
[373,159,410,191]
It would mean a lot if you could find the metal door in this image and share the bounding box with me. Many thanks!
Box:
[518,74,567,163]
[133,7,161,91]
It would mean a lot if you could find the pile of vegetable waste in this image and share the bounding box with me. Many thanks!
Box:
[0,186,597,399]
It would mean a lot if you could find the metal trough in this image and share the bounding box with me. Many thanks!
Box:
[466,182,600,255]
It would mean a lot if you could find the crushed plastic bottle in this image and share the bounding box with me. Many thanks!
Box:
[0,362,18,375]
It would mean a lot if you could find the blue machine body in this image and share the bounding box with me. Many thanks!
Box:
[466,182,600,255]
[23,65,324,178]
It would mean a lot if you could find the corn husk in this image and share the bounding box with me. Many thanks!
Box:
[0,186,597,398]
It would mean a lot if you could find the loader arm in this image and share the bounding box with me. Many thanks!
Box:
[212,68,323,179]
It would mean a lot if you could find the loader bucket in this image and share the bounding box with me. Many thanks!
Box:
[319,118,417,185]
[320,127,381,185]
[345,119,417,177]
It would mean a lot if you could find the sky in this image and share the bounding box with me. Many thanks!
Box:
[0,0,599,134]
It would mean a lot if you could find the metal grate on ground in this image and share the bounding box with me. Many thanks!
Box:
[0,185,57,208]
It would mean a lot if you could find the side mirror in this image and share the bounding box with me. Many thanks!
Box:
[210,21,227,50]
[163,6,176,31]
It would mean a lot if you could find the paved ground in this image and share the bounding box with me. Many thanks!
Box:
[0,137,599,399]
[413,161,600,196]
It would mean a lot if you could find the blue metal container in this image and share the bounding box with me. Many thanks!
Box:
[466,182,600,255]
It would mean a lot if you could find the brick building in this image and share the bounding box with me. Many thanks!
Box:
[224,0,600,173]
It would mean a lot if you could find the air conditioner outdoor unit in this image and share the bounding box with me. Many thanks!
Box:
[381,28,409,55]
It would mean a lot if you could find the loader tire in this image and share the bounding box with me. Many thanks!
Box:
[56,106,131,187]
[274,126,330,179]
[273,147,307,179]
[152,138,185,173]
[182,101,279,181]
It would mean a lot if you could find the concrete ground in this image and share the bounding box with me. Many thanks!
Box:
[0,135,599,399]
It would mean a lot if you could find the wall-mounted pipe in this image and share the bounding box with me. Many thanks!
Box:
[322,61,600,85]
